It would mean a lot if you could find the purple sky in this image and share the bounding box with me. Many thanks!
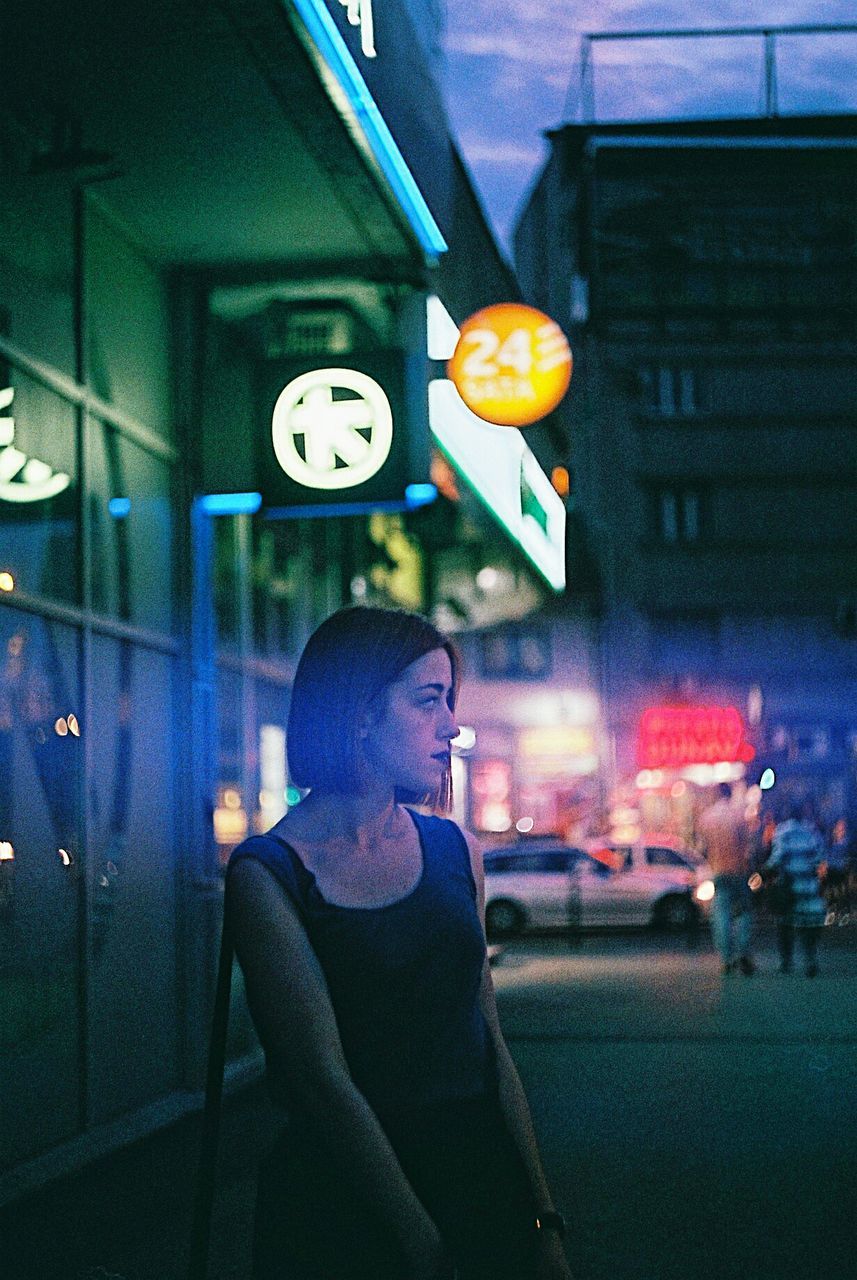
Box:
[441,2,857,254]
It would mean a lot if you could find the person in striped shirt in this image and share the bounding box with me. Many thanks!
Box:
[764,802,827,977]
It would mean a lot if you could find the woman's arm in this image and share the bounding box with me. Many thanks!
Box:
[462,831,574,1279]
[226,858,450,1279]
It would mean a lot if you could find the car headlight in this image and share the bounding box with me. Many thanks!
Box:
[694,879,715,903]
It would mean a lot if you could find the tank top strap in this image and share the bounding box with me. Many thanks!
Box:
[407,809,477,904]
[227,833,314,925]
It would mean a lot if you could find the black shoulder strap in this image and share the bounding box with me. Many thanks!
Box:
[186,900,234,1280]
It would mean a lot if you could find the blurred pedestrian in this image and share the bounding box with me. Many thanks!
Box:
[225,606,573,1280]
[824,818,851,916]
[763,803,827,976]
[697,783,755,976]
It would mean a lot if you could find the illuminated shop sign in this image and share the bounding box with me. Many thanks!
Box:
[271,368,393,491]
[471,759,512,834]
[335,0,376,57]
[258,351,427,513]
[447,304,572,428]
[637,705,755,770]
[0,387,70,503]
[290,0,446,258]
[426,297,566,592]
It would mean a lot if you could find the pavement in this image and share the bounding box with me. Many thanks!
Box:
[3,914,856,1280]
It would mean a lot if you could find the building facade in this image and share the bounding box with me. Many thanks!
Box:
[0,0,569,1197]
[515,115,857,836]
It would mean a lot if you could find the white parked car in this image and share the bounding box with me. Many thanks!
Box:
[483,835,714,937]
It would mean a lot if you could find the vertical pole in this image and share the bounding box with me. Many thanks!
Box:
[73,181,91,1136]
[581,36,594,123]
[764,31,778,117]
[235,513,256,836]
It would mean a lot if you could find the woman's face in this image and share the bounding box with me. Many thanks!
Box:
[360,647,459,795]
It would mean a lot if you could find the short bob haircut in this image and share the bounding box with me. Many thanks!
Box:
[287,606,460,811]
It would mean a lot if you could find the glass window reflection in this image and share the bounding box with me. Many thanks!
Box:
[89,419,173,633]
[0,367,79,604]
[0,609,82,1165]
[86,636,180,1124]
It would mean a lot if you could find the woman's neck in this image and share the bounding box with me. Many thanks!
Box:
[291,787,404,851]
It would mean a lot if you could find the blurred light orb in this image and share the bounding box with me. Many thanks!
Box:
[760,768,776,791]
[451,725,476,751]
[516,816,535,833]
[476,567,500,592]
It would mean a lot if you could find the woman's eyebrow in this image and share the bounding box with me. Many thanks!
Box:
[414,681,447,692]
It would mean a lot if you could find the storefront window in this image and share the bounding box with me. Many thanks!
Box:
[214,666,247,864]
[252,524,298,658]
[255,678,290,833]
[89,419,174,632]
[86,636,180,1125]
[85,198,172,440]
[213,517,240,650]
[0,175,75,377]
[0,610,82,1165]
[0,368,79,605]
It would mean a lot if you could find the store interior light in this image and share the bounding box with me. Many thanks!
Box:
[476,567,500,592]
[451,725,476,751]
[108,497,131,518]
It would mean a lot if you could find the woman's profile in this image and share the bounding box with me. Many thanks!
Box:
[226,605,573,1279]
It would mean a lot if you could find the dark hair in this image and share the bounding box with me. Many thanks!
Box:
[717,782,732,800]
[287,606,459,809]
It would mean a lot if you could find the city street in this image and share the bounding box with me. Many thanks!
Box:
[495,922,857,1280]
[4,919,856,1280]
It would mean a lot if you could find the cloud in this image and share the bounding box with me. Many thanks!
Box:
[457,138,545,167]
[442,1,857,250]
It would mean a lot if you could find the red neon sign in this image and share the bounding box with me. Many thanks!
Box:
[637,705,755,770]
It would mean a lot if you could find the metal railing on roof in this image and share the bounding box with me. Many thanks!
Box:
[567,23,857,124]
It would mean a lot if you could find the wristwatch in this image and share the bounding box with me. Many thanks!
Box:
[535,1210,566,1239]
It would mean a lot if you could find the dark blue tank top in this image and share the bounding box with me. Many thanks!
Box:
[228,808,496,1120]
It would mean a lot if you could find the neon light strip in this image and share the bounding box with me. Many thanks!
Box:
[199,492,263,516]
[288,0,447,258]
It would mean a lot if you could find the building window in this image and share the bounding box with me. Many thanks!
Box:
[645,366,700,416]
[655,488,703,543]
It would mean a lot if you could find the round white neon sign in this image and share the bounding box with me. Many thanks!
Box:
[271,368,393,491]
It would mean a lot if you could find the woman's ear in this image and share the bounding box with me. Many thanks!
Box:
[358,691,384,740]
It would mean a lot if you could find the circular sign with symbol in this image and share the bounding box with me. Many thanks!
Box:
[271,368,394,491]
[447,303,572,427]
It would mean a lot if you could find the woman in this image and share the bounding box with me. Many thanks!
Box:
[226,606,573,1280]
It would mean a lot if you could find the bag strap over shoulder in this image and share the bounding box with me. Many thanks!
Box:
[187,897,235,1280]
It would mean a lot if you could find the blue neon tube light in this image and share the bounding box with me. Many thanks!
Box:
[288,0,447,259]
[198,492,263,516]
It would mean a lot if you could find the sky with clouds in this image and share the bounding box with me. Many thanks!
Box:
[441,1,857,254]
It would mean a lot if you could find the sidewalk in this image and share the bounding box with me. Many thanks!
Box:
[4,917,855,1280]
[2,1078,272,1280]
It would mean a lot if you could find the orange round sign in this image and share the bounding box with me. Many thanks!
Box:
[447,303,572,427]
